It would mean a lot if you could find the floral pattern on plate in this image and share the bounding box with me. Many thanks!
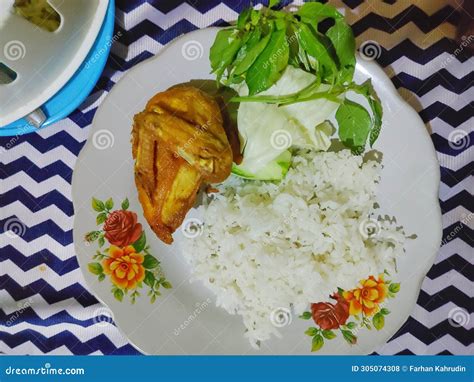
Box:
[300,273,400,351]
[84,197,172,304]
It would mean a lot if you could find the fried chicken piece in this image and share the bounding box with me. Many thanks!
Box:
[132,87,233,244]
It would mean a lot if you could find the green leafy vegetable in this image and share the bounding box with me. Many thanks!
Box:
[269,0,281,8]
[336,99,372,153]
[296,23,337,81]
[297,2,343,24]
[209,2,384,176]
[246,28,289,95]
[210,29,242,82]
[350,80,383,147]
[234,31,272,76]
[326,20,356,84]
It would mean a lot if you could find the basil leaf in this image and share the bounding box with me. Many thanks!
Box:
[250,9,261,26]
[326,19,355,84]
[269,0,280,8]
[336,99,372,152]
[210,29,242,81]
[234,31,272,76]
[351,80,383,146]
[246,28,289,95]
[297,23,337,81]
[297,2,343,25]
[237,7,251,29]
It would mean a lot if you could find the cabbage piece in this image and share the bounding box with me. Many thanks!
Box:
[234,66,340,180]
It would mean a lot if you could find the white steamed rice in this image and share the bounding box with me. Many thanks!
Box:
[183,149,405,347]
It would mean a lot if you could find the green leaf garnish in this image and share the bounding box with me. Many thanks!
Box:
[246,28,289,95]
[121,198,129,210]
[209,2,384,160]
[269,0,280,8]
[336,99,372,153]
[326,19,355,84]
[210,29,243,82]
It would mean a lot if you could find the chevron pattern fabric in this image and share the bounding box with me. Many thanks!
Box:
[0,0,472,355]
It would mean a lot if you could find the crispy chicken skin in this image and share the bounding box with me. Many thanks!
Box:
[132,86,233,244]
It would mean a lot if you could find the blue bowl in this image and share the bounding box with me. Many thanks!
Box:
[0,0,115,137]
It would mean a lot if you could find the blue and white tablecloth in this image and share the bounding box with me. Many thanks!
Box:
[0,0,472,355]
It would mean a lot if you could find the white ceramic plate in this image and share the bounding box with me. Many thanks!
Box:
[72,28,442,355]
[0,0,109,126]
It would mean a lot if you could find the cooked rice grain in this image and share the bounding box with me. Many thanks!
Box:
[183,149,405,347]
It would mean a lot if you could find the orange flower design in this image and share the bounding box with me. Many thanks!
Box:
[102,245,145,290]
[343,275,387,316]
